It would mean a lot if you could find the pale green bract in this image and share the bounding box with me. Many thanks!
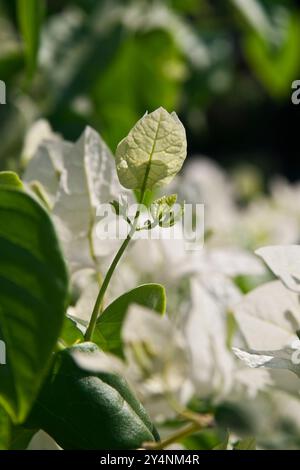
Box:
[115,107,187,191]
[151,194,177,221]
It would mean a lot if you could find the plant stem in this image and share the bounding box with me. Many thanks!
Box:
[142,414,214,450]
[143,422,199,450]
[85,113,161,342]
[84,232,132,341]
[84,193,144,341]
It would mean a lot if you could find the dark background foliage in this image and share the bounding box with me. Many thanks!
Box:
[0,0,300,180]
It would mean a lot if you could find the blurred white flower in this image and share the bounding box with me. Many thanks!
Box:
[271,177,300,222]
[256,245,300,293]
[184,277,234,399]
[22,120,59,165]
[123,305,192,421]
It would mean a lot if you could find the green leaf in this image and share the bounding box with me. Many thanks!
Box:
[61,317,84,347]
[234,437,256,450]
[115,107,187,191]
[0,187,68,423]
[17,0,45,77]
[93,284,166,358]
[28,343,159,450]
[9,427,36,450]
[0,406,11,450]
[0,172,23,189]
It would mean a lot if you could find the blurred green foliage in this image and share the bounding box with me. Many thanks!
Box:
[0,0,299,175]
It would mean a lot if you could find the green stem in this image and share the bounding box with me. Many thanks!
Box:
[142,414,214,450]
[143,422,199,450]
[84,193,145,341]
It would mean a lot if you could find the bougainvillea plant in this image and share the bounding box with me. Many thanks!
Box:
[0,107,199,450]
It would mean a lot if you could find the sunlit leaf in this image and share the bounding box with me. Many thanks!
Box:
[115,107,186,191]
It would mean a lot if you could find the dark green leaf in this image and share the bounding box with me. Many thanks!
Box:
[93,284,166,358]
[0,187,68,423]
[28,343,159,450]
